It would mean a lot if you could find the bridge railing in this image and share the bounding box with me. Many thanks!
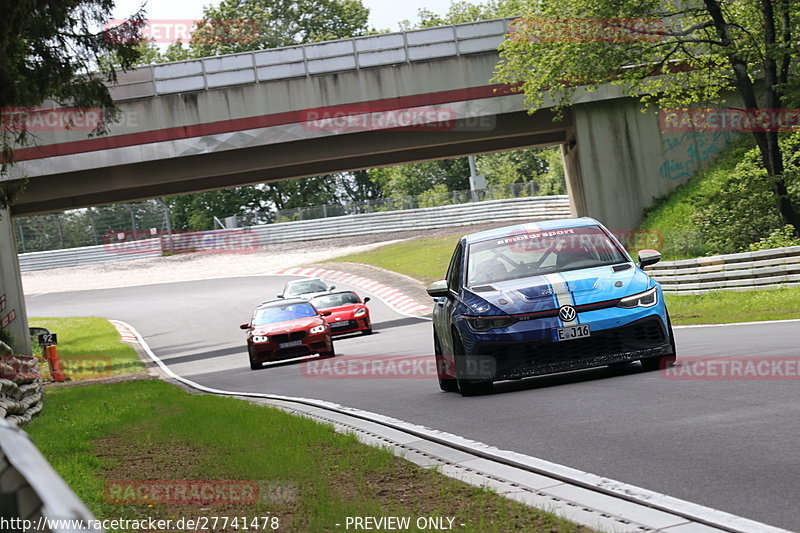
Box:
[109,18,514,101]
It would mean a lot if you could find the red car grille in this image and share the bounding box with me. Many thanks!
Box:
[270,331,307,344]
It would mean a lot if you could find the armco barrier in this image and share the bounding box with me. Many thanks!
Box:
[647,245,800,293]
[17,196,571,272]
[18,240,161,272]
[0,419,101,532]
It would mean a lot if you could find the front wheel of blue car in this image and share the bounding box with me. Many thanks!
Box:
[452,332,493,397]
[434,333,459,392]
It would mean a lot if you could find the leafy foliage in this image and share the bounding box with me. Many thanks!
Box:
[494,0,800,233]
[691,132,800,254]
[640,133,800,258]
[749,225,800,251]
[0,0,146,211]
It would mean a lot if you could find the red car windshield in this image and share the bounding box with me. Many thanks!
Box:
[253,302,318,325]
[310,292,361,309]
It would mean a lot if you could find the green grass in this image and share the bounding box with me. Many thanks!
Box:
[29,317,144,378]
[638,136,756,260]
[332,233,463,284]
[25,318,589,533]
[26,380,590,533]
[665,287,800,324]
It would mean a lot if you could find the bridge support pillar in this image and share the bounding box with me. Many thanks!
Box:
[563,98,739,232]
[0,209,31,355]
[561,140,587,219]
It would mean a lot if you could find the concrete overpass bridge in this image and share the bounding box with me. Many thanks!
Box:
[0,18,733,351]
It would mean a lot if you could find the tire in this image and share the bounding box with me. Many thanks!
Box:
[319,347,336,358]
[362,327,373,336]
[640,313,678,371]
[249,350,263,370]
[452,331,493,396]
[434,333,458,392]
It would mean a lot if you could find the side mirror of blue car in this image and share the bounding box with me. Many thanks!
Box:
[638,249,662,269]
[427,280,450,298]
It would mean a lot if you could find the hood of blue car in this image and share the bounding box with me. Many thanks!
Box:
[463,263,652,315]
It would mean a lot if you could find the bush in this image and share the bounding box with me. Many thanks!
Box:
[691,132,800,255]
[748,225,800,251]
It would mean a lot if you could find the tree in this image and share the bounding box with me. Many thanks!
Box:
[188,0,370,57]
[494,0,800,235]
[0,0,146,211]
[404,0,524,29]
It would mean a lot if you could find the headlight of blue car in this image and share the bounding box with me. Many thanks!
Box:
[465,316,518,331]
[618,287,658,309]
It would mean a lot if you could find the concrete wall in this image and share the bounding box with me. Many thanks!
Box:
[0,210,31,355]
[567,97,738,230]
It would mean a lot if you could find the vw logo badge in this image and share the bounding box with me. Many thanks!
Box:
[558,305,577,322]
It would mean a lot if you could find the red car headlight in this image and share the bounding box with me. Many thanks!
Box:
[354,308,367,318]
[251,335,269,344]
[309,324,327,334]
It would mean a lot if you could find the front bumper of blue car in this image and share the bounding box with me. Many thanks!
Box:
[456,303,673,382]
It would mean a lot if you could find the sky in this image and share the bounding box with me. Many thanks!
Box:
[112,0,458,34]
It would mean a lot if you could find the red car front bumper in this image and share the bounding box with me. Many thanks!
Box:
[248,331,333,362]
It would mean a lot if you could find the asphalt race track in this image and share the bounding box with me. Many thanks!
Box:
[27,275,800,531]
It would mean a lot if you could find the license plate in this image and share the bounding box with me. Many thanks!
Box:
[331,321,350,328]
[553,324,590,342]
[279,340,303,348]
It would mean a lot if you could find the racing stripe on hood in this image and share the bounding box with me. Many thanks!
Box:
[544,272,577,326]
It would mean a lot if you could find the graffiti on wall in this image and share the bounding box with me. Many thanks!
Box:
[659,130,743,181]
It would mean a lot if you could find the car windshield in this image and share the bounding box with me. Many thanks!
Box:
[466,225,628,286]
[253,302,318,325]
[285,279,328,296]
[310,292,360,309]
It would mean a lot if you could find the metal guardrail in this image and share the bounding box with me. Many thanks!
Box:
[108,18,514,101]
[647,246,800,293]
[18,241,162,272]
[0,419,101,533]
[17,196,571,271]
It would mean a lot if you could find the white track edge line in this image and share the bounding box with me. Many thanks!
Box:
[112,319,791,533]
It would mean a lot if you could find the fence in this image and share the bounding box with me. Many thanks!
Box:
[14,184,546,254]
[249,182,541,226]
[108,18,513,101]
[647,246,800,293]
[14,201,170,255]
[17,196,571,272]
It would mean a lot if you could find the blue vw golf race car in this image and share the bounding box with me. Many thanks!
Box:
[427,217,677,396]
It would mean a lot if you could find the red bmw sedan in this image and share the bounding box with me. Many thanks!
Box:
[309,291,372,336]
[241,298,334,370]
